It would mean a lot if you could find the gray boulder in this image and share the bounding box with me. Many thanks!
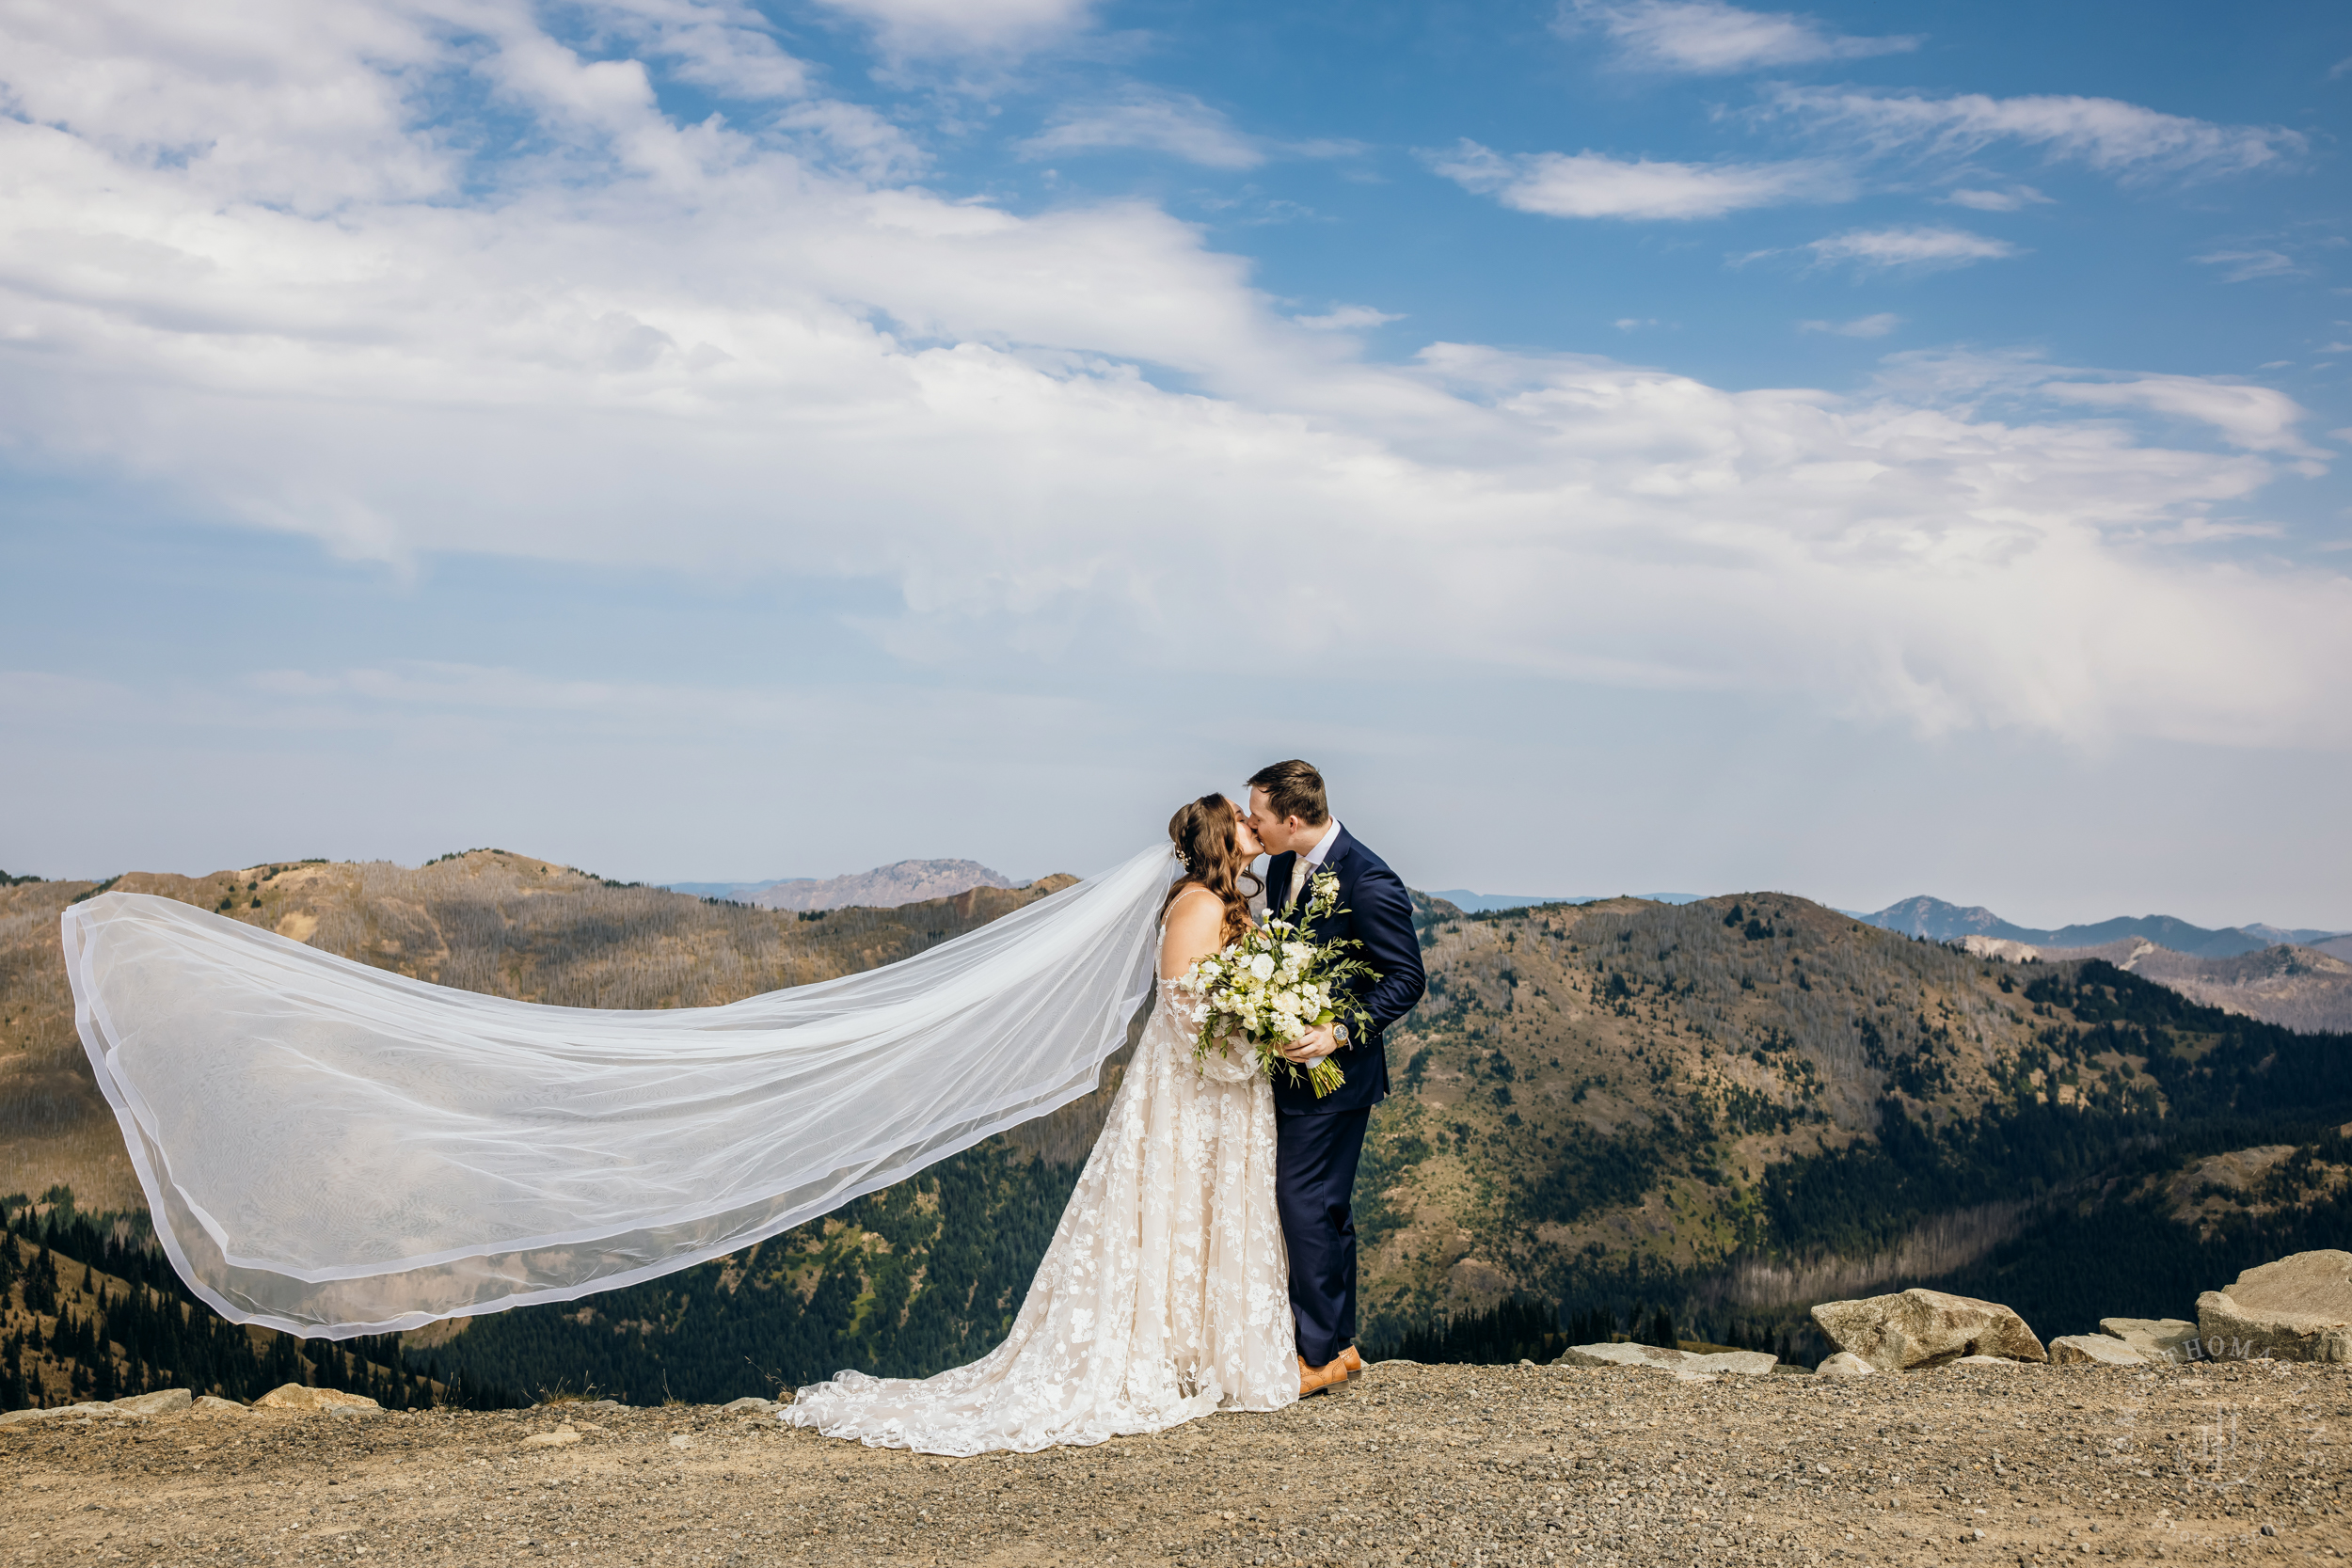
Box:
[0,1402,110,1428]
[252,1384,381,1412]
[2098,1318,2199,1362]
[1815,1352,1874,1378]
[1811,1288,2046,1371]
[1551,1342,1775,1377]
[109,1389,193,1418]
[2049,1335,2147,1367]
[2197,1250,2352,1363]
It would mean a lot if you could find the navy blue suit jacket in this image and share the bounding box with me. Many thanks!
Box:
[1265,827,1426,1117]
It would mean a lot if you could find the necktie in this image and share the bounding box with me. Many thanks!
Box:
[1290,856,1314,911]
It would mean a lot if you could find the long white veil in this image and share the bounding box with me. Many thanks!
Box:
[60,846,1177,1339]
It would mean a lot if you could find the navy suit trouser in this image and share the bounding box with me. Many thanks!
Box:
[1276,1105,1371,1368]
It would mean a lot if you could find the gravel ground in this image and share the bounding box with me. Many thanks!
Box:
[4,1359,2346,1567]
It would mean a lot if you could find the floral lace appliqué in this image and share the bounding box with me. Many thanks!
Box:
[779,975,1296,1454]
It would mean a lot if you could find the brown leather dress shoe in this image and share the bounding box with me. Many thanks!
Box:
[1297,1354,1346,1396]
[1339,1346,1363,1375]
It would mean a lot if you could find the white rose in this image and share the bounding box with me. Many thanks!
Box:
[1248,952,1277,980]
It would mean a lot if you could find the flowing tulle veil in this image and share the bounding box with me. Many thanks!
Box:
[59,847,1178,1339]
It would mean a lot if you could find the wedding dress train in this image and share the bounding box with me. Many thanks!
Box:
[781,974,1296,1453]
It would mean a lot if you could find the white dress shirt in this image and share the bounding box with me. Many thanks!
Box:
[1289,820,1343,905]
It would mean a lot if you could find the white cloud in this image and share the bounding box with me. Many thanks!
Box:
[1432,141,1849,220]
[0,0,2345,759]
[1020,87,1264,169]
[2193,249,2305,283]
[1941,185,2051,213]
[807,0,1096,57]
[1614,318,1660,330]
[0,0,456,214]
[1768,87,2305,183]
[1804,226,2020,270]
[596,0,813,100]
[1293,305,1402,331]
[2042,376,2326,457]
[1563,0,1918,74]
[1799,313,1900,338]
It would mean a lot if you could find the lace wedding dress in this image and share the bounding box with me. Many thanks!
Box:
[780,970,1297,1453]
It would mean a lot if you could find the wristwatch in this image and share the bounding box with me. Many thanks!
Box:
[1331,1022,1351,1047]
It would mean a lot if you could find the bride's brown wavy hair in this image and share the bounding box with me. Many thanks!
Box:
[1164,793,1262,944]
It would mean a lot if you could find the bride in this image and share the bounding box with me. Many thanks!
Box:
[781,794,1302,1453]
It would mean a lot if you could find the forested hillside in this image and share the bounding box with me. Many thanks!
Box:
[1365,893,2352,1354]
[0,1199,476,1411]
[5,856,2349,1408]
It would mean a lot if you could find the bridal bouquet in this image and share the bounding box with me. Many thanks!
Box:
[1176,870,1375,1097]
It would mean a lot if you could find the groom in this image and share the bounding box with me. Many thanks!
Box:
[1246,760,1426,1395]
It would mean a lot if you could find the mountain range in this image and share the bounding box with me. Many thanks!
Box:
[655,869,2349,971]
[1857,895,2341,958]
[668,859,1013,911]
[1426,890,1704,913]
[6,859,2351,1409]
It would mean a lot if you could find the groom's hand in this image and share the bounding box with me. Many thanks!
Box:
[1279,1022,1339,1063]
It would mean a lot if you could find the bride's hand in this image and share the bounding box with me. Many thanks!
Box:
[1278,1022,1338,1063]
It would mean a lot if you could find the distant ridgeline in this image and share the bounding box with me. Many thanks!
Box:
[1857,895,2343,959]
[5,858,2352,1404]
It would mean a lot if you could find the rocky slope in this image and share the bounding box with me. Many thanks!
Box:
[3,1357,2344,1568]
[1967,941,2352,1036]
[749,860,1013,911]
[675,860,1016,911]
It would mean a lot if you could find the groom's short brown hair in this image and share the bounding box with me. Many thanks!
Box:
[1248,760,1328,826]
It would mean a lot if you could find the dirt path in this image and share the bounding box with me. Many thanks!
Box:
[4,1360,2344,1566]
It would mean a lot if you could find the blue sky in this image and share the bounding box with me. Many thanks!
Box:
[3,0,2348,929]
